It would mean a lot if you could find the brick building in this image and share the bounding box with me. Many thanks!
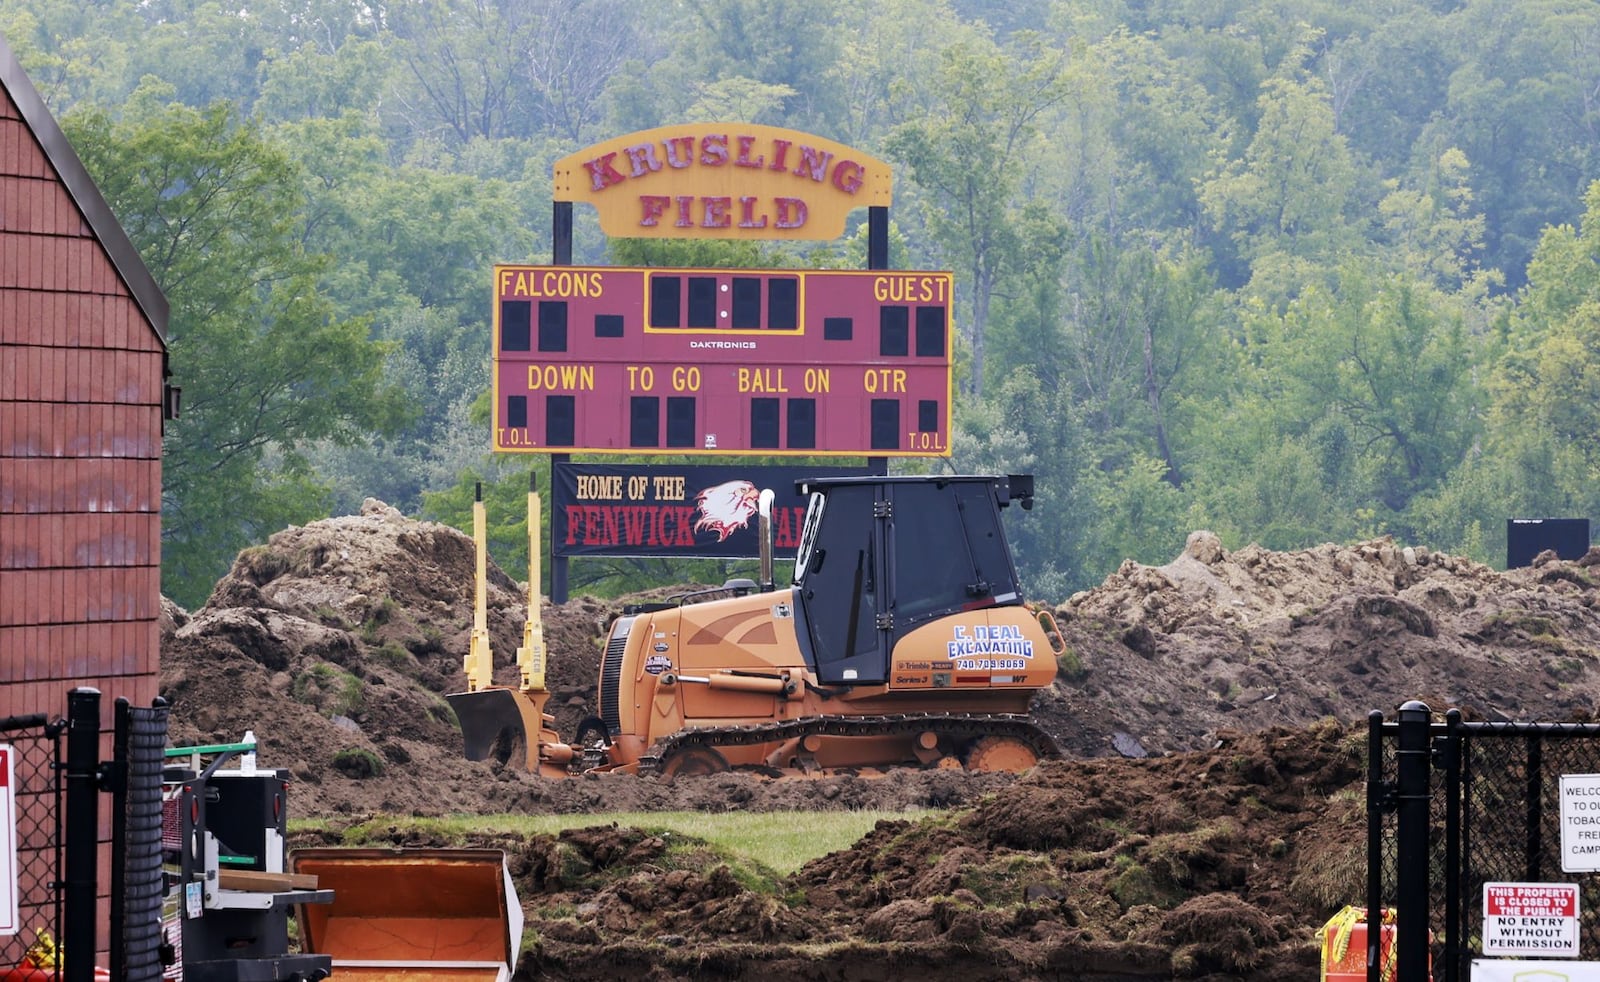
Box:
[1,31,173,966]
[0,33,171,717]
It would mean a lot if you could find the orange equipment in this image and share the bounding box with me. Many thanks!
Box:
[446,474,1064,777]
[292,848,520,982]
[1321,905,1432,982]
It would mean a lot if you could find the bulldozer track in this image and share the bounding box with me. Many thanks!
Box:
[636,713,1061,776]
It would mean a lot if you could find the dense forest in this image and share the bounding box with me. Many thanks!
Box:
[6,0,1600,608]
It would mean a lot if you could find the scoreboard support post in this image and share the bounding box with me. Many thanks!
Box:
[551,452,570,603]
[535,163,912,603]
[551,202,571,599]
[553,201,573,266]
[868,205,888,271]
[868,203,888,477]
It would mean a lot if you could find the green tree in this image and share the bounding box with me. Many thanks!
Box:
[886,30,1070,395]
[685,0,859,132]
[1452,181,1600,542]
[66,94,410,605]
[1198,34,1370,298]
[385,0,542,145]
[284,124,541,514]
[1433,0,1600,287]
[517,0,641,142]
[1187,268,1481,541]
[1292,273,1479,513]
[1096,28,1227,234]
[952,367,1096,598]
[822,0,973,145]
[1376,147,1491,293]
[256,38,391,123]
[1057,235,1221,484]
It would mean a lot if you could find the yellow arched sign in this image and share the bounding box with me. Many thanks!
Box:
[553,123,892,240]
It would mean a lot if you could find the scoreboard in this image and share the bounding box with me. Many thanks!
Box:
[492,265,952,457]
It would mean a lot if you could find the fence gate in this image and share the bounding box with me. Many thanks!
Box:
[0,712,64,971]
[0,691,171,981]
[1369,702,1600,982]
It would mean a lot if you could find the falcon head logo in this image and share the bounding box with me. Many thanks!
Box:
[694,480,761,542]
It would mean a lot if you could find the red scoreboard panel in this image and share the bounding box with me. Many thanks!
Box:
[492,265,952,457]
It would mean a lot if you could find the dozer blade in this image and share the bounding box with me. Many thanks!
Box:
[446,687,541,766]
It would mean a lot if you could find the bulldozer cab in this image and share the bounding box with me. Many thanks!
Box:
[792,475,1030,686]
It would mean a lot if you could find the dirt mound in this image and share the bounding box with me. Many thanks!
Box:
[162,507,1600,979]
[159,499,1017,817]
[162,507,1600,814]
[1041,530,1600,758]
[279,721,1364,980]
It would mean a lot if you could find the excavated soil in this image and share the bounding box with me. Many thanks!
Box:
[161,504,1600,980]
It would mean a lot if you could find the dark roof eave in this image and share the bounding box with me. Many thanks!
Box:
[0,31,169,347]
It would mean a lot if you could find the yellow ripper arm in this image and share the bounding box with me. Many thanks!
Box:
[462,485,494,692]
[450,474,565,775]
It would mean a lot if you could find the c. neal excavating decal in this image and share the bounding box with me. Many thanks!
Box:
[948,623,1034,672]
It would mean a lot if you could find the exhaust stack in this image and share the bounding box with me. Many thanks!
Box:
[516,472,546,692]
[758,488,776,592]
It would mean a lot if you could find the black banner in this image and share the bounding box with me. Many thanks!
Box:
[552,462,872,558]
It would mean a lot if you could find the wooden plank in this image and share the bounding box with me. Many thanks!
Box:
[219,870,321,893]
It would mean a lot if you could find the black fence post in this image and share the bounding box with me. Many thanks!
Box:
[108,698,129,982]
[1367,710,1386,982]
[1396,700,1432,981]
[1442,708,1462,982]
[1525,732,1544,881]
[63,687,100,982]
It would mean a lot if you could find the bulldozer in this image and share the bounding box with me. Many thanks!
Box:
[445,473,1064,778]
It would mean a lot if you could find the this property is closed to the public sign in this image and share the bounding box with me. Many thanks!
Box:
[1482,882,1580,957]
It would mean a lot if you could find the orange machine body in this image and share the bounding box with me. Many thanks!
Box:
[452,474,1062,776]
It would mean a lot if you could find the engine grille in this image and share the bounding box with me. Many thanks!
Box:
[599,617,632,736]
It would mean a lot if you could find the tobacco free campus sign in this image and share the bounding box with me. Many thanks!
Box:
[1561,773,1600,872]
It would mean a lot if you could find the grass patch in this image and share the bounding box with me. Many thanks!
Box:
[360,596,402,643]
[300,809,933,875]
[331,747,384,779]
[1056,646,1086,680]
[369,640,417,672]
[959,852,1059,904]
[291,663,365,717]
[237,545,291,585]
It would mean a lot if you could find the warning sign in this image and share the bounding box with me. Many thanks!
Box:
[1,745,17,936]
[1482,882,1580,957]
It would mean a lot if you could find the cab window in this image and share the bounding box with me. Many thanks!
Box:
[797,485,885,684]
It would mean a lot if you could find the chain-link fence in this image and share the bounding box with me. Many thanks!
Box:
[1370,708,1600,982]
[1367,709,1449,980]
[0,712,64,971]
